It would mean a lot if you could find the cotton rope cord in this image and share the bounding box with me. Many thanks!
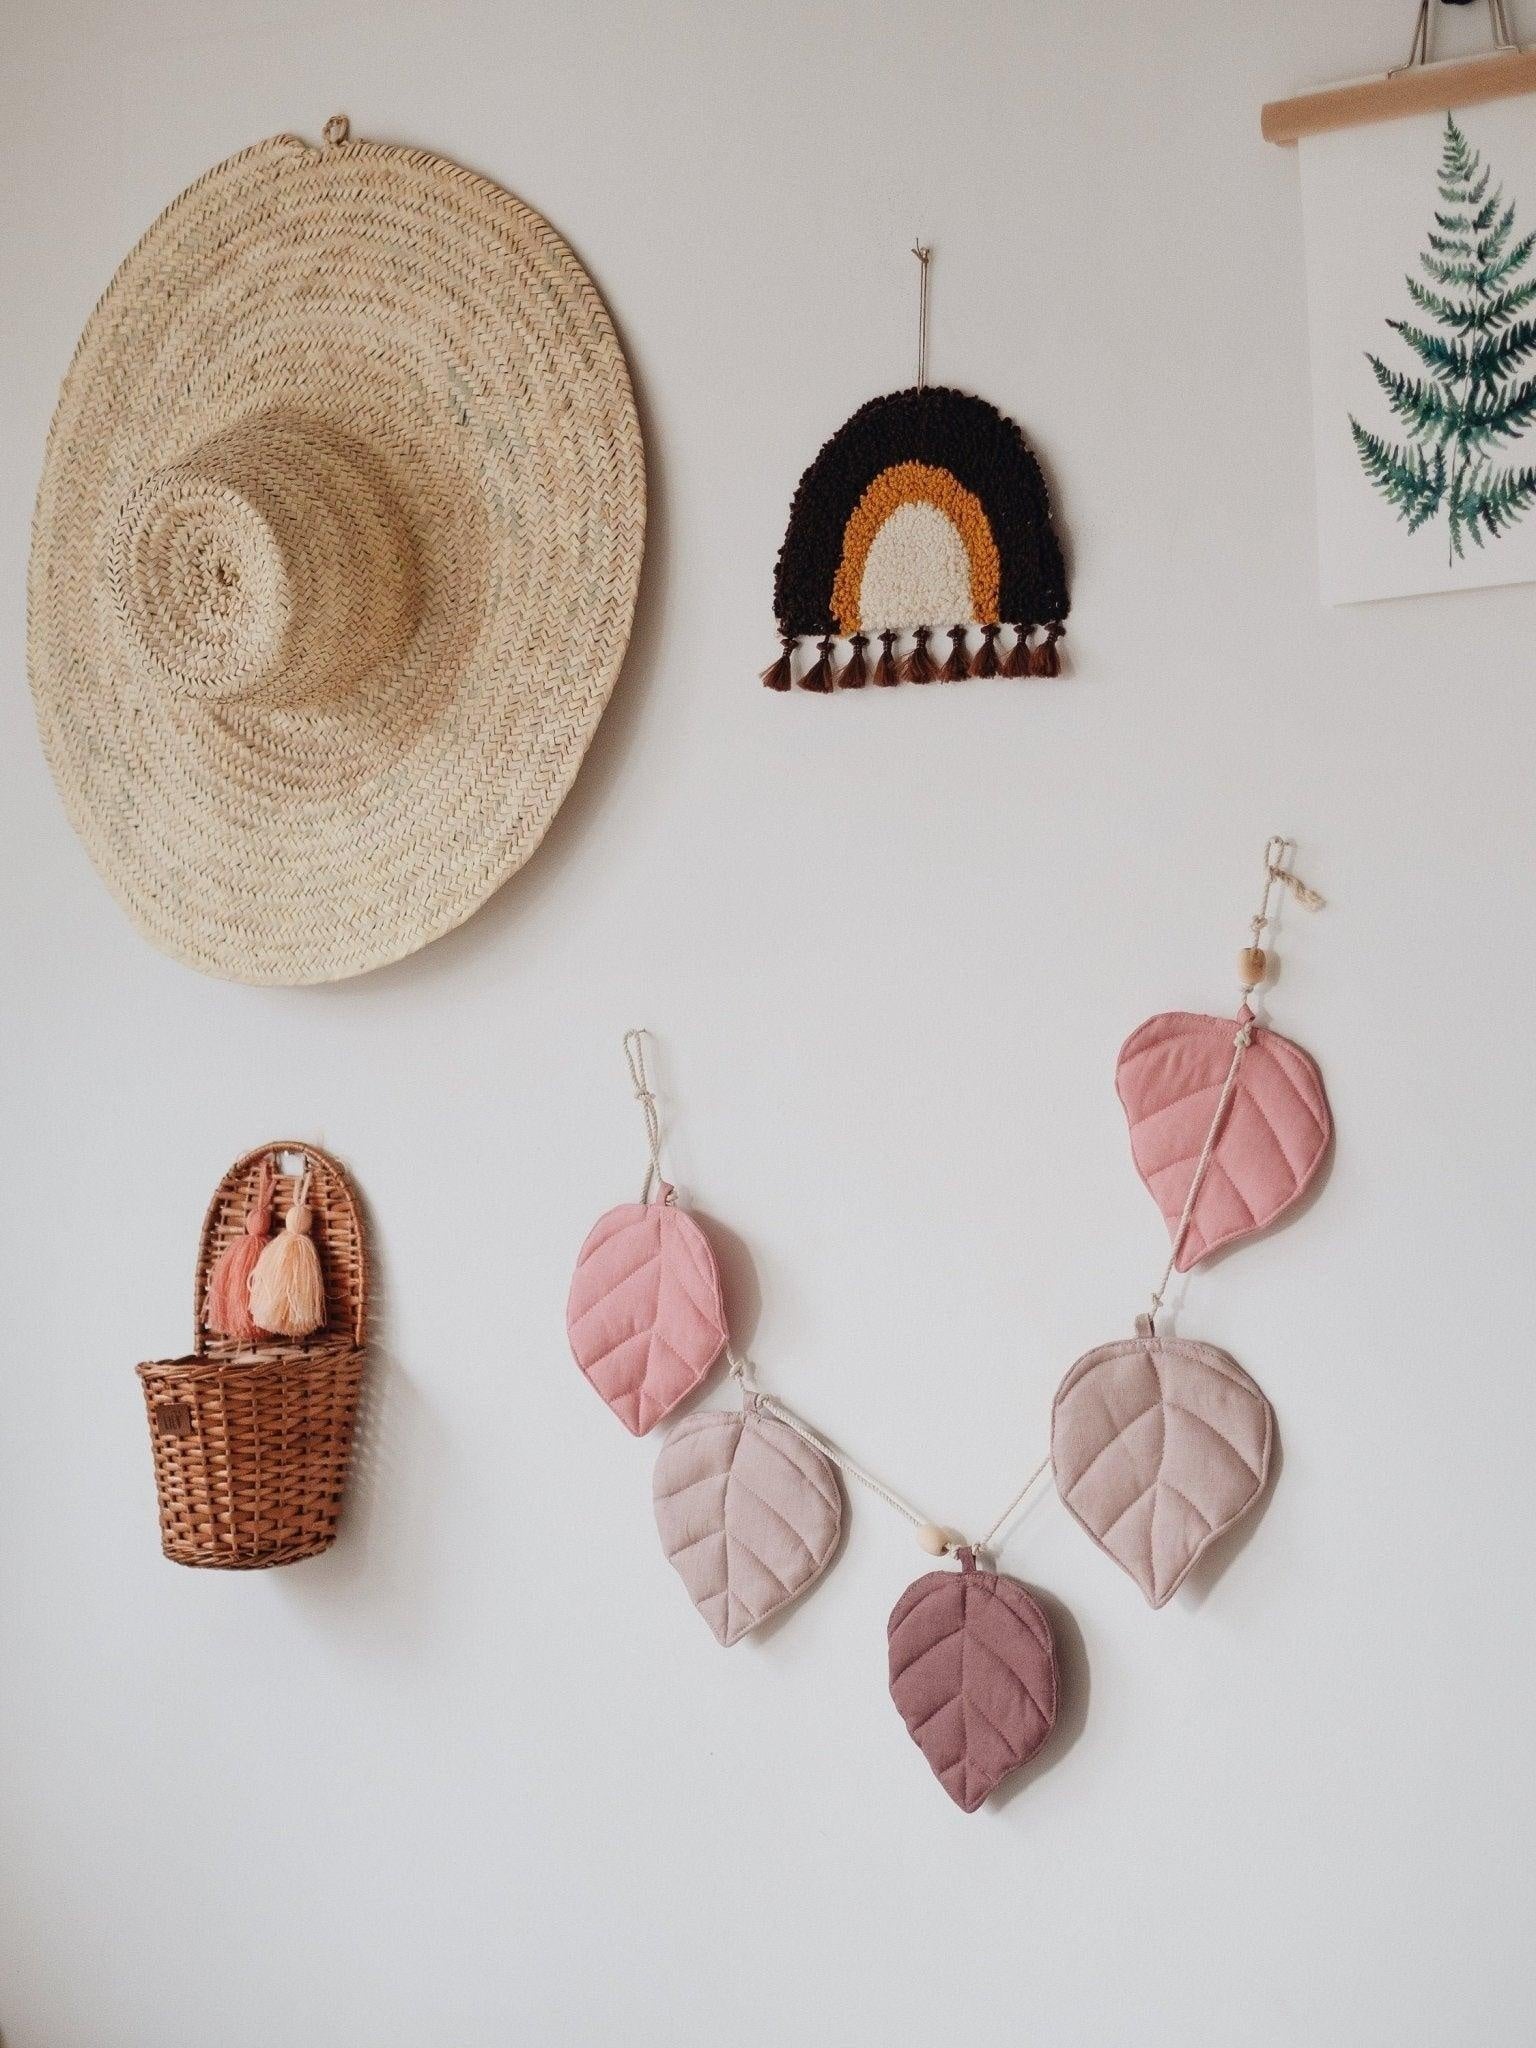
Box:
[1145,1024,1252,1325]
[640,839,1325,1564]
[1148,843,1323,1324]
[975,1455,1055,1555]
[730,1345,1053,1562]
[730,1351,930,1530]
[623,1028,666,1205]
[1251,836,1326,955]
[728,992,1284,1555]
[728,1019,1266,1559]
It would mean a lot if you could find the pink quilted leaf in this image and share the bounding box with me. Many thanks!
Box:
[566,1191,728,1436]
[887,1553,1058,1812]
[653,1407,843,1644]
[1116,1009,1331,1271]
[1052,1335,1273,1608]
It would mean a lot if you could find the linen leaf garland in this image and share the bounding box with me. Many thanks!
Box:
[1051,1336,1272,1608]
[1116,1008,1331,1271]
[652,1408,843,1644]
[887,1551,1058,1812]
[579,841,1331,1813]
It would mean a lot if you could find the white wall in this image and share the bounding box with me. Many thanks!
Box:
[3,4,1533,2044]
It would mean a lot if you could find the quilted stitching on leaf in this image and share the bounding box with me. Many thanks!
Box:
[567,1201,728,1435]
[1051,1336,1272,1607]
[652,1410,842,1644]
[887,1566,1057,1811]
[1116,1011,1331,1270]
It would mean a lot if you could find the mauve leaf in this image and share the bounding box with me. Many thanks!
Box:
[887,1558,1057,1811]
[653,1408,842,1644]
[1116,1010,1331,1271]
[566,1195,727,1435]
[1052,1335,1272,1608]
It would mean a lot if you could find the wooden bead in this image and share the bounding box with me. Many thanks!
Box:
[916,1522,951,1556]
[1239,946,1268,987]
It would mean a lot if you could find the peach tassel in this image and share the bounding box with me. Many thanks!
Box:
[202,1156,275,1343]
[248,1171,326,1337]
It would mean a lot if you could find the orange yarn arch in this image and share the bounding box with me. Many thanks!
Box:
[830,461,1002,635]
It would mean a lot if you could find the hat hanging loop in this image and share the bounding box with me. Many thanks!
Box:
[322,113,351,146]
[912,241,931,390]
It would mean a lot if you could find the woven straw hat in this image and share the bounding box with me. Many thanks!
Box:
[28,116,645,983]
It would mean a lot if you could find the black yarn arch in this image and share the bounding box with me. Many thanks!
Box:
[771,385,1070,638]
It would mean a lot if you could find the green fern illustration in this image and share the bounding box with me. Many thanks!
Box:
[1352,114,1536,563]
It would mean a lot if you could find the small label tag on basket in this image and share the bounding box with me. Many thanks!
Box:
[155,1401,193,1438]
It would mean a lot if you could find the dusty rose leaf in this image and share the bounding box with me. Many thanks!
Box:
[1116,1010,1331,1271]
[653,1408,842,1644]
[887,1559,1057,1812]
[1052,1335,1273,1608]
[566,1196,727,1435]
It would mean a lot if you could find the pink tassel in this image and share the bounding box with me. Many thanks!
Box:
[203,1156,274,1343]
[248,1171,326,1338]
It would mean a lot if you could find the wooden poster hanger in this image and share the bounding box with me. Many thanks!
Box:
[1262,0,1536,144]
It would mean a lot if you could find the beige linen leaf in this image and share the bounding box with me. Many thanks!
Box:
[652,1408,842,1644]
[1052,1335,1273,1607]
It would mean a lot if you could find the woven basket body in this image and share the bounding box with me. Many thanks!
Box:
[138,1143,367,1568]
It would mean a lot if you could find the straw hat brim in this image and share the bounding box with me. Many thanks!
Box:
[28,127,646,983]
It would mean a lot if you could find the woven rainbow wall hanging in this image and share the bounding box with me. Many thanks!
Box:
[763,384,1071,692]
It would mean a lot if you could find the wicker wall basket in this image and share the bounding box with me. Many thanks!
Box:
[137,1143,367,1569]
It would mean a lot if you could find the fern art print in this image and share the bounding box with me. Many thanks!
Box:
[1352,116,1536,563]
[1299,97,1536,603]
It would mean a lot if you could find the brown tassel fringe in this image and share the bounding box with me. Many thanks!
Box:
[970,622,1001,678]
[761,635,795,690]
[902,627,937,684]
[1030,622,1064,678]
[766,618,1054,690]
[940,625,969,681]
[1002,625,1033,678]
[799,634,836,692]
